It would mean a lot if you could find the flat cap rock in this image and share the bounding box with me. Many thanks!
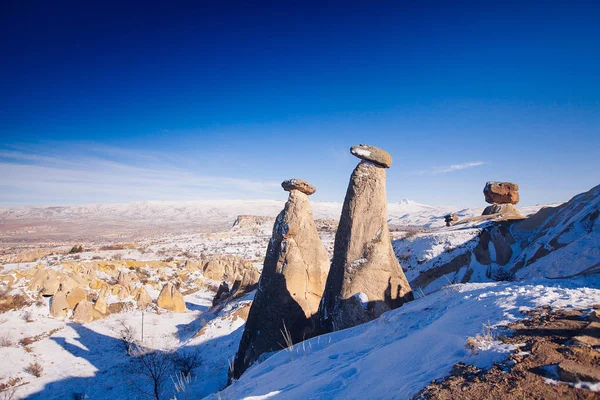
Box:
[282,179,316,195]
[350,144,392,168]
[484,182,520,204]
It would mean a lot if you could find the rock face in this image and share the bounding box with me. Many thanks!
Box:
[484,182,519,204]
[66,287,87,310]
[50,290,69,318]
[73,300,94,324]
[482,203,521,216]
[156,282,186,313]
[319,146,413,333]
[350,144,392,168]
[231,180,329,380]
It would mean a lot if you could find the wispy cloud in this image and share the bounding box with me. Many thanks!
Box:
[411,161,485,175]
[432,161,485,174]
[0,144,280,206]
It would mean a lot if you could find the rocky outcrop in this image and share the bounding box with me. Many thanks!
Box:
[444,213,458,226]
[484,182,519,205]
[231,179,329,380]
[73,300,94,323]
[66,287,87,310]
[50,290,69,318]
[482,203,521,217]
[156,282,186,313]
[133,287,152,309]
[202,256,260,292]
[400,184,600,293]
[319,145,413,333]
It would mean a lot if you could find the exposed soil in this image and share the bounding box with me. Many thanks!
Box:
[415,306,600,399]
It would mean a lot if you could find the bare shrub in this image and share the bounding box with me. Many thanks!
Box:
[0,336,13,347]
[172,351,202,376]
[25,362,43,377]
[130,347,174,400]
[72,392,89,400]
[112,253,123,261]
[492,268,516,282]
[22,311,34,323]
[170,371,192,399]
[0,377,21,400]
[279,320,294,358]
[465,321,495,354]
[116,320,137,355]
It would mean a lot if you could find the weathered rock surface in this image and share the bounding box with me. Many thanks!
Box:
[73,300,94,324]
[133,287,152,309]
[202,256,260,293]
[350,144,392,168]
[156,282,186,313]
[50,290,69,318]
[319,150,413,333]
[482,203,521,216]
[484,182,519,204]
[281,179,316,195]
[66,287,88,310]
[231,182,329,380]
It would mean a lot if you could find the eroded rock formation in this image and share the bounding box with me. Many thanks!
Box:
[318,145,413,333]
[231,179,329,380]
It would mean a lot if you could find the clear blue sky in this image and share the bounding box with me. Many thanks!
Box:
[1,1,599,207]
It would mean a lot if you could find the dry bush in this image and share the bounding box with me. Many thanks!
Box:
[0,292,32,313]
[465,321,495,354]
[112,254,123,261]
[69,245,84,254]
[22,311,34,323]
[129,346,174,400]
[172,351,202,376]
[0,377,22,400]
[25,362,43,377]
[0,336,13,347]
[100,244,128,251]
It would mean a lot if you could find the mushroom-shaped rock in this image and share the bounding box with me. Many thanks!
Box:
[350,144,392,168]
[50,290,69,318]
[483,182,519,204]
[157,283,186,313]
[231,184,330,380]
[281,179,316,195]
[73,300,94,324]
[318,146,413,333]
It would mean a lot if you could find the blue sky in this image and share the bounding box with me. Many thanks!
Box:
[1,1,599,207]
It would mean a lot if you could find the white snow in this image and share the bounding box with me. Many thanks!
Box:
[209,278,600,400]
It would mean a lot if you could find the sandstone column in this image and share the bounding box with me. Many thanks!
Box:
[318,144,413,333]
[231,179,329,380]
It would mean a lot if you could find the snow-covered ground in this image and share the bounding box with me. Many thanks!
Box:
[2,192,599,400]
[211,277,600,400]
[0,198,550,242]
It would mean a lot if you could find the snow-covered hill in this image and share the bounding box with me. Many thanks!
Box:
[208,278,600,400]
[0,198,551,241]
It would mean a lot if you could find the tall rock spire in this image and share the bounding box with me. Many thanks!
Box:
[319,144,413,332]
[230,179,329,380]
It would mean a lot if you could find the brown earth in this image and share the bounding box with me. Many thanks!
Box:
[415,307,600,399]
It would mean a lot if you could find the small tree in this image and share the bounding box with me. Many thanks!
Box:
[130,347,174,400]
